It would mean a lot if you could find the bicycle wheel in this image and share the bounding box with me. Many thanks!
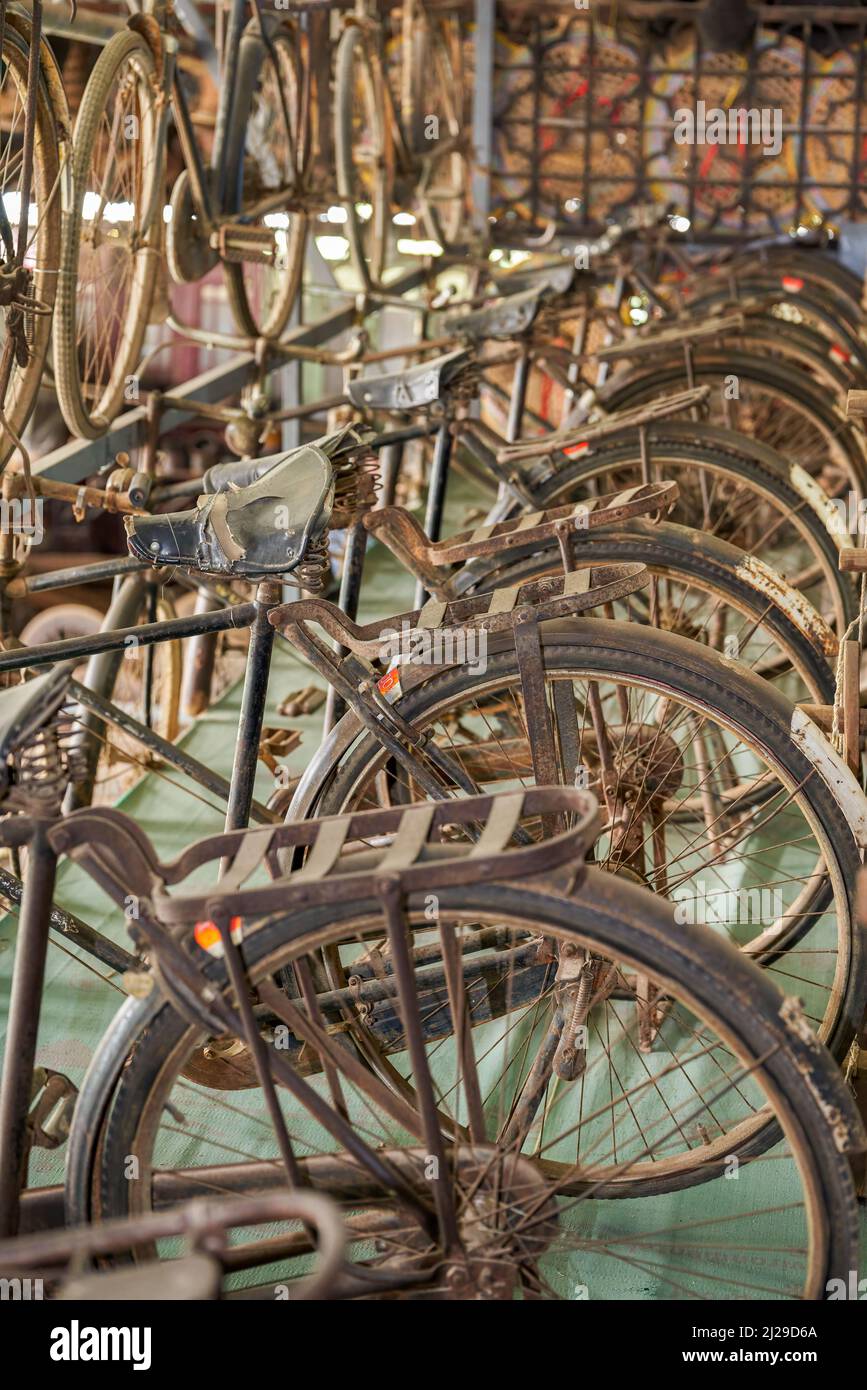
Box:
[699,288,866,382]
[54,29,162,439]
[602,352,867,500]
[221,17,307,339]
[334,22,390,290]
[726,246,865,319]
[682,272,867,373]
[307,623,864,1063]
[408,14,469,250]
[0,25,63,466]
[505,422,856,637]
[453,518,837,705]
[68,872,861,1298]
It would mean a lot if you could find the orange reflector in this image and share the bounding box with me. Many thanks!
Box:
[377,667,401,698]
[194,916,243,955]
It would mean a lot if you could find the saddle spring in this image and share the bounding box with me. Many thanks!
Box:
[332,449,381,527]
[449,362,482,409]
[294,534,331,594]
[6,706,87,815]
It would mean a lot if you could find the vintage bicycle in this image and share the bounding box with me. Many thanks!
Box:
[0,656,859,1296]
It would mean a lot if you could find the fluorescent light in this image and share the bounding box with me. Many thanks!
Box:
[356,202,373,223]
[316,234,350,261]
[393,211,416,226]
[265,212,291,230]
[325,205,348,224]
[397,237,443,257]
[104,201,135,223]
[1,193,37,225]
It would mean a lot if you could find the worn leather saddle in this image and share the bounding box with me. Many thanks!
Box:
[445,261,578,343]
[126,436,344,578]
[346,348,472,414]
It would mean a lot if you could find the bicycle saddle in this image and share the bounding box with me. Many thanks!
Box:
[201,424,370,496]
[0,663,75,798]
[487,260,577,300]
[125,441,335,578]
[446,285,550,342]
[347,348,472,413]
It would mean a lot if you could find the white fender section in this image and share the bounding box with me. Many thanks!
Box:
[790,707,867,847]
[736,553,837,657]
[789,463,844,551]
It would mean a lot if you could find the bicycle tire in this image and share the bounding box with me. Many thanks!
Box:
[68,871,861,1296]
[334,22,389,290]
[683,266,867,358]
[508,421,857,637]
[0,26,63,467]
[312,622,865,1063]
[601,352,867,497]
[409,14,469,249]
[221,18,307,339]
[54,29,162,439]
[683,281,867,379]
[451,517,837,704]
[729,246,864,314]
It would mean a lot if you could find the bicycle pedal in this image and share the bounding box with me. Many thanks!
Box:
[215,223,278,266]
[259,726,302,775]
[277,686,327,719]
[28,1068,77,1150]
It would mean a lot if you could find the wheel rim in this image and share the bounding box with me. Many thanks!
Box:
[96,895,840,1300]
[68,43,159,429]
[319,656,851,1052]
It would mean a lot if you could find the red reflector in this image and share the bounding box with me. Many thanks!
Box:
[781,275,804,293]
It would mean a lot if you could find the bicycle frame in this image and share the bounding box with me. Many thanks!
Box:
[0,1189,346,1299]
[140,0,247,233]
[0,582,276,823]
[44,784,599,1243]
[136,0,322,270]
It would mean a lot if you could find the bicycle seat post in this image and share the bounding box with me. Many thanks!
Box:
[506,346,531,445]
[414,418,454,609]
[223,580,280,836]
[0,817,57,1238]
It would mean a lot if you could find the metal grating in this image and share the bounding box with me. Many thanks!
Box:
[488,3,867,240]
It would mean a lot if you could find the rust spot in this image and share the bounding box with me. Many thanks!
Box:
[738,554,837,656]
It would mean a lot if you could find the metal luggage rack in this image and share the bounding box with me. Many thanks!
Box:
[487,2,867,242]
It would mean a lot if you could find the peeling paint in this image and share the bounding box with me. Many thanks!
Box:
[790,708,867,846]
[780,998,861,1152]
[779,995,816,1047]
[789,464,844,552]
[737,554,838,656]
